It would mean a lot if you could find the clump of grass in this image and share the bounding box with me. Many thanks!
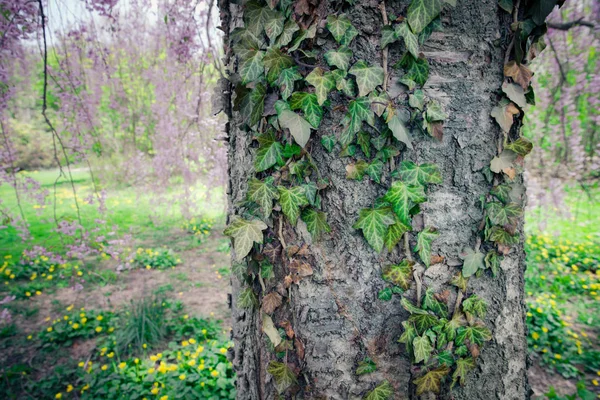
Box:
[113,296,169,355]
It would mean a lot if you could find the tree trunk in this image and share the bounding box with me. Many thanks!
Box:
[220,0,531,399]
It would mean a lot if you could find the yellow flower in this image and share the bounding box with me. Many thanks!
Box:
[220,347,227,354]
[146,265,151,270]
[211,370,219,377]
[541,327,548,333]
[119,362,126,369]
[25,292,31,297]
[27,335,32,340]
[189,338,196,344]
[179,374,186,380]
[554,354,562,360]
[96,315,103,321]
[201,329,207,335]
[108,352,114,358]
[592,379,598,386]
[160,396,168,400]
[148,368,155,374]
[47,327,53,332]
[531,332,540,340]
[143,343,147,349]
[66,385,73,393]
[134,358,139,364]
[536,307,543,313]
[200,382,205,387]
[66,305,74,311]
[55,393,62,399]
[72,323,80,329]
[95,326,103,333]
[151,388,159,395]
[101,365,108,371]
[78,361,85,367]
[198,346,204,353]
[81,317,88,323]
[36,291,41,296]
[188,360,196,367]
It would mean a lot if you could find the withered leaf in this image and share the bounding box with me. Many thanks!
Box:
[504,61,533,90]
[279,320,295,339]
[294,337,305,360]
[262,292,283,314]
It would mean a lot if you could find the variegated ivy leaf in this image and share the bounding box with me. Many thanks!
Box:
[357,131,371,158]
[395,22,419,58]
[364,380,394,400]
[382,260,413,290]
[488,226,518,245]
[384,218,411,251]
[423,288,448,317]
[399,320,418,356]
[461,248,485,278]
[247,177,279,218]
[413,366,450,396]
[413,334,433,364]
[248,83,266,127]
[288,23,316,52]
[349,60,384,97]
[415,227,439,267]
[352,205,396,253]
[384,181,426,224]
[240,50,265,84]
[425,100,447,122]
[485,201,522,226]
[456,324,492,346]
[244,1,274,33]
[326,14,353,44]
[264,10,285,42]
[238,287,258,308]
[301,208,331,240]
[356,358,377,375]
[366,159,384,184]
[369,90,392,117]
[346,160,368,180]
[380,25,398,48]
[340,97,375,147]
[452,357,475,388]
[505,137,533,156]
[321,135,336,152]
[305,67,336,105]
[403,54,430,86]
[462,295,488,319]
[387,114,413,150]
[277,185,308,225]
[341,23,359,46]
[289,92,323,128]
[490,149,518,174]
[331,69,357,97]
[224,216,268,261]
[255,131,284,172]
[398,161,442,186]
[267,361,297,394]
[277,67,302,100]
[407,0,443,34]
[278,109,313,148]
[275,19,299,47]
[263,47,294,84]
[324,46,353,71]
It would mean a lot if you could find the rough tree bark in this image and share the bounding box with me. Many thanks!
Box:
[220,0,529,399]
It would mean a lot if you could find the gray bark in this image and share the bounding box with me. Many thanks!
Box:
[220,0,529,399]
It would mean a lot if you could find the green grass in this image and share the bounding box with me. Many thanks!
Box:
[0,167,226,259]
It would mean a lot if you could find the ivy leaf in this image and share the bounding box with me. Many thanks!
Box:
[490,184,512,204]
[452,357,475,388]
[401,297,429,315]
[413,366,450,396]
[263,313,282,347]
[262,292,283,314]
[349,61,385,97]
[356,358,377,375]
[248,83,267,127]
[366,159,384,184]
[352,205,396,253]
[505,137,533,156]
[278,110,313,148]
[444,312,466,341]
[383,218,411,251]
[290,92,323,128]
[264,11,285,43]
[485,201,522,226]
[490,149,518,174]
[387,114,414,150]
[415,227,439,268]
[491,101,520,132]
[332,69,357,97]
[301,208,331,240]
[255,132,284,172]
[462,295,487,318]
[450,273,468,293]
[413,335,433,363]
[341,23,359,46]
[324,46,353,71]
[498,0,513,13]
[456,324,492,346]
[263,47,294,84]
[357,131,371,158]
[244,1,274,32]
[371,133,388,151]
[248,177,279,217]
[326,14,353,43]
[382,260,413,290]
[502,82,527,109]
[346,160,369,180]
[369,90,392,117]
[278,186,308,225]
[267,361,297,394]
[384,181,426,224]
[238,287,258,309]
[425,100,447,122]
[485,251,501,277]
[395,22,419,58]
[302,182,318,206]
[305,67,336,105]
[321,135,336,152]
[437,350,454,366]
[275,19,299,47]
[488,226,519,245]
[380,25,398,48]
[407,0,443,34]
[224,216,267,261]
[408,89,425,110]
[288,23,316,52]
[378,287,393,301]
[277,67,303,100]
[423,288,448,317]
[340,97,375,147]
[364,380,394,400]
[398,161,442,186]
[409,313,439,334]
[402,54,429,86]
[461,248,485,278]
[504,60,533,90]
[240,50,265,84]
[399,320,418,355]
[418,16,441,45]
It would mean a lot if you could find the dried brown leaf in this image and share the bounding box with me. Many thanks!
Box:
[504,61,533,90]
[262,292,283,314]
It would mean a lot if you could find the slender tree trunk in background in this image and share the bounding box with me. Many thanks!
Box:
[220,0,529,398]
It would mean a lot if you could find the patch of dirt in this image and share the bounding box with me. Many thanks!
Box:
[528,360,577,398]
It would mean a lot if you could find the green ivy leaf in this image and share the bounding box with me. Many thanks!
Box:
[407,0,443,34]
[356,358,377,375]
[238,287,258,309]
[423,288,448,317]
[443,312,466,341]
[302,182,318,206]
[264,10,285,42]
[383,218,410,251]
[326,14,353,43]
[278,186,308,225]
[415,227,439,268]
[346,160,368,180]
[332,69,357,97]
[278,110,313,148]
[277,67,303,100]
[418,16,441,44]
[490,184,512,204]
[408,89,425,110]
[409,313,439,334]
[267,361,297,394]
[364,380,393,400]
[324,46,353,71]
[366,159,384,184]
[290,92,323,128]
[275,19,299,47]
[395,22,419,58]
[384,181,426,224]
[498,0,513,13]
[505,137,533,156]
[224,216,268,261]
[357,131,371,158]
[399,320,418,356]
[380,25,398,48]
[288,23,316,52]
[382,260,413,290]
[413,366,450,396]
[349,61,385,97]
[425,100,447,122]
[255,131,284,172]
[301,208,331,240]
[282,143,302,158]
[488,226,519,245]
[305,67,336,105]
[400,54,430,86]
[413,335,433,363]
[249,83,267,127]
[340,97,375,147]
[401,297,429,315]
[387,113,413,149]
[341,23,359,46]
[321,135,336,152]
[398,161,442,186]
[456,324,492,346]
[485,201,522,226]
[248,177,279,218]
[452,357,475,387]
[371,133,388,151]
[450,273,468,293]
[263,47,294,84]
[240,50,265,84]
[485,251,501,277]
[353,205,396,253]
[461,248,485,278]
[462,295,488,318]
[378,287,393,301]
[369,90,392,117]
[437,350,454,366]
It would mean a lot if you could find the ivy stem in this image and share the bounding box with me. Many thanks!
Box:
[413,270,422,307]
[403,232,413,261]
[453,290,464,318]
[278,216,288,251]
[504,0,521,65]
[379,1,389,91]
